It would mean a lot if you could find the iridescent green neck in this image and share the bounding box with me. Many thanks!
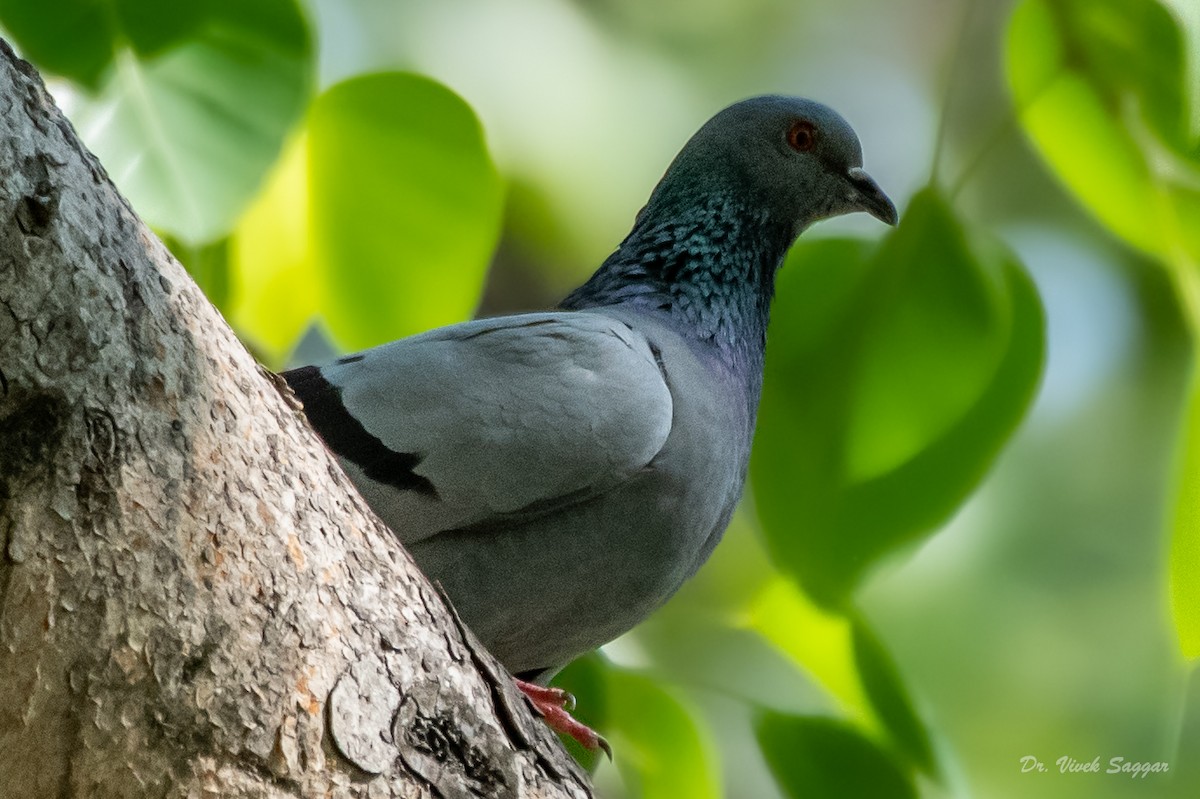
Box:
[561,192,793,375]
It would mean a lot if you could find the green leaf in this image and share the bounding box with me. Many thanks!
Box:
[1005,0,1200,265]
[230,72,503,360]
[756,712,916,799]
[0,0,116,88]
[114,0,210,58]
[1171,366,1200,659]
[308,73,504,351]
[751,189,1045,607]
[0,0,213,88]
[230,133,317,359]
[749,579,873,723]
[1007,0,1200,663]
[750,585,942,776]
[61,0,311,244]
[606,670,719,799]
[851,616,936,776]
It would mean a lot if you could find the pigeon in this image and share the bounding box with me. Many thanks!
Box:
[282,95,896,750]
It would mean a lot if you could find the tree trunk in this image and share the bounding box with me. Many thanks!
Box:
[0,38,592,799]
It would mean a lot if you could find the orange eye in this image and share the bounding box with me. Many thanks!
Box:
[787,120,816,152]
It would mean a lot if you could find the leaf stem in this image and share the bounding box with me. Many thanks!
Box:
[930,0,980,188]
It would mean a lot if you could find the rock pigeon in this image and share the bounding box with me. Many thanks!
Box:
[282,95,896,750]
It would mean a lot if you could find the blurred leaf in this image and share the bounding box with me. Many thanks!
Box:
[552,654,610,772]
[1170,367,1200,659]
[607,670,719,799]
[113,0,210,57]
[751,189,1045,607]
[308,73,503,351]
[756,712,916,799]
[0,0,208,88]
[852,616,936,776]
[1008,0,1200,663]
[0,0,116,88]
[1005,0,1200,264]
[231,72,503,360]
[164,234,232,312]
[554,655,721,791]
[750,580,872,723]
[231,134,315,357]
[750,583,940,776]
[62,0,311,244]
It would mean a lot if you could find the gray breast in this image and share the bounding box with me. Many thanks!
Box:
[408,313,752,675]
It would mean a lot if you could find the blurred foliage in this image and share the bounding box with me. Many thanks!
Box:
[753,190,1044,608]
[1172,372,1200,657]
[749,580,938,786]
[231,72,503,360]
[756,712,916,799]
[1007,0,1200,660]
[0,0,312,244]
[0,0,206,89]
[852,616,937,776]
[605,670,721,799]
[549,655,722,798]
[1007,0,1198,264]
[5,0,1199,796]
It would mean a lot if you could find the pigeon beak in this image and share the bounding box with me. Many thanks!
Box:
[845,167,898,226]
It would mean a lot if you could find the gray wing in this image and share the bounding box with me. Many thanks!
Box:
[283,311,673,543]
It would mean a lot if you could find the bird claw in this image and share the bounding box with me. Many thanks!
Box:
[514,679,609,758]
[515,680,577,712]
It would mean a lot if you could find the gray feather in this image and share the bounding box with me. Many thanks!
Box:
[284,95,894,676]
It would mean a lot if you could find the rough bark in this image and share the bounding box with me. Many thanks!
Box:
[0,39,593,799]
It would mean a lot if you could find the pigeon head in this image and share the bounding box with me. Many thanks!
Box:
[563,95,894,367]
[648,95,897,237]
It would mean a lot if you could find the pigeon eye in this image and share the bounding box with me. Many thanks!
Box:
[787,120,816,153]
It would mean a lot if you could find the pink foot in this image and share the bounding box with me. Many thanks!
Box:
[515,678,611,758]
